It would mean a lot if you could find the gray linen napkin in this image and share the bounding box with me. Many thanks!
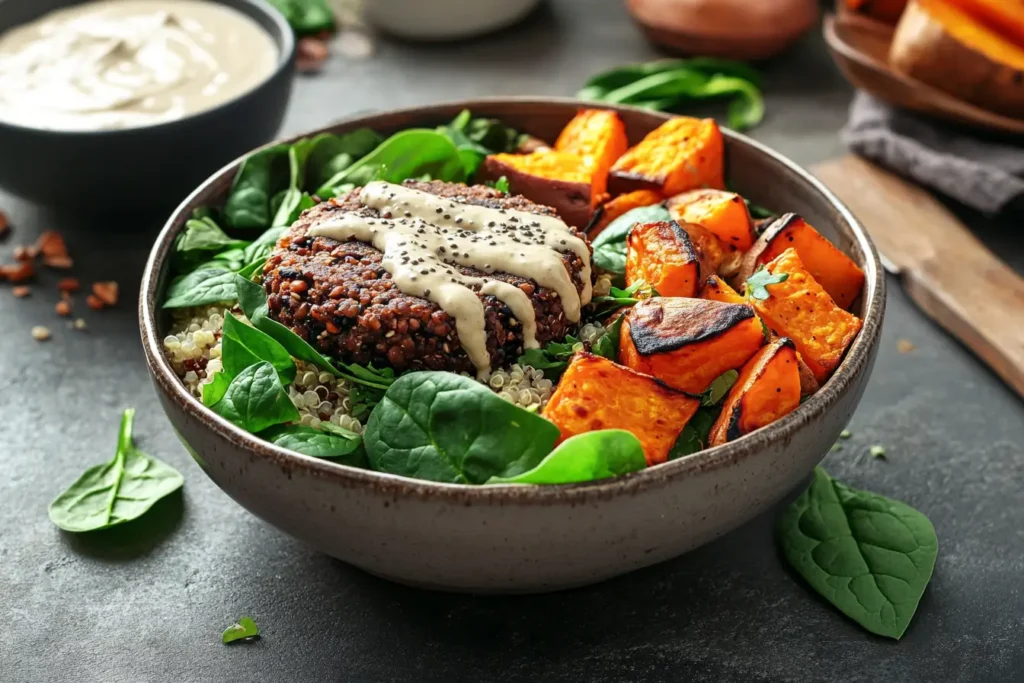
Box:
[842,92,1024,215]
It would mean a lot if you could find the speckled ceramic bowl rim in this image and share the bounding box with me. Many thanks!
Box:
[139,97,886,504]
[0,0,295,138]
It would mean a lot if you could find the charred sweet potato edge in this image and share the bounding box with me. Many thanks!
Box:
[627,299,756,356]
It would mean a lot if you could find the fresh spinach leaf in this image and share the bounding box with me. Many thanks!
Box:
[163,269,239,309]
[778,467,938,639]
[224,144,291,229]
[576,58,766,131]
[490,176,510,193]
[222,616,259,644]
[363,371,560,484]
[518,336,584,380]
[746,200,776,220]
[221,313,297,383]
[264,0,333,34]
[591,204,671,274]
[487,430,646,485]
[305,128,384,190]
[241,225,288,267]
[233,274,395,389]
[702,369,739,407]
[457,113,525,154]
[48,409,184,532]
[316,130,466,198]
[202,372,232,407]
[745,267,789,300]
[211,361,300,433]
[590,280,656,317]
[591,314,625,361]
[261,424,366,465]
[669,408,718,459]
[271,138,319,227]
[173,215,250,272]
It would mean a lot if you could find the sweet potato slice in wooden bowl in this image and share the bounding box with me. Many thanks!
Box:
[619,297,766,394]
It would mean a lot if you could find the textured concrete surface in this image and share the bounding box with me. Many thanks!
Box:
[2,1,1023,681]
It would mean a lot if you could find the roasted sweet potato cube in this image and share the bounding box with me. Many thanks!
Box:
[587,189,663,240]
[738,213,866,311]
[555,109,628,186]
[626,221,707,298]
[609,117,725,197]
[542,352,699,466]
[701,274,746,305]
[708,338,803,446]
[668,189,756,252]
[619,298,765,394]
[678,220,726,273]
[749,248,863,383]
[480,150,595,228]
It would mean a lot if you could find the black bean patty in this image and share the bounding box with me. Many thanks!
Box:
[262,180,593,374]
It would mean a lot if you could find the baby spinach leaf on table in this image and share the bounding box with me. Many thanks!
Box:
[202,372,232,407]
[316,130,466,198]
[487,430,646,485]
[576,58,766,131]
[48,409,184,533]
[163,269,239,309]
[211,362,300,433]
[778,467,938,640]
[221,313,297,383]
[222,616,260,644]
[363,371,560,484]
[305,128,384,190]
[591,204,671,274]
[261,424,366,465]
[486,176,511,193]
[224,144,291,229]
[745,267,789,300]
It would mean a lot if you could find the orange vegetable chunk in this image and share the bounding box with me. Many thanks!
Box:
[668,189,756,252]
[619,297,765,394]
[609,117,725,197]
[748,248,863,383]
[587,189,663,240]
[740,214,865,310]
[554,109,629,199]
[701,274,746,305]
[480,150,594,227]
[625,220,708,298]
[708,338,803,446]
[542,352,699,466]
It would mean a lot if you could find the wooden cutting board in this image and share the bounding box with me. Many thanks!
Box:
[812,155,1024,399]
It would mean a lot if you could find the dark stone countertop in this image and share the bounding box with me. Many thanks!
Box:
[2,2,1023,681]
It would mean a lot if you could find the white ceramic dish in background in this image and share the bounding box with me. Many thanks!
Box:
[140,99,885,594]
[362,0,541,41]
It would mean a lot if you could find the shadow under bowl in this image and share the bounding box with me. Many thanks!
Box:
[0,0,296,214]
[140,99,886,594]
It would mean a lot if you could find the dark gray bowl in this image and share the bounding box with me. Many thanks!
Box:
[140,99,886,593]
[0,0,295,212]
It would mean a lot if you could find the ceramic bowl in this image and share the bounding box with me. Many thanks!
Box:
[0,0,295,212]
[140,99,885,594]
[363,0,541,41]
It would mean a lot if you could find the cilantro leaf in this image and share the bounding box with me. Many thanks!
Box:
[745,267,789,300]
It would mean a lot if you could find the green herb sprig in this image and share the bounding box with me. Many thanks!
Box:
[745,267,789,300]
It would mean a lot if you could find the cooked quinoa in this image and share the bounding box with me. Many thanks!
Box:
[162,302,576,425]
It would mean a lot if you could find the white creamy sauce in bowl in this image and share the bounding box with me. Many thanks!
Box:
[308,182,593,377]
[0,0,278,131]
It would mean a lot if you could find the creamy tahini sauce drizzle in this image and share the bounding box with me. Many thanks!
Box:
[0,0,277,131]
[308,182,593,376]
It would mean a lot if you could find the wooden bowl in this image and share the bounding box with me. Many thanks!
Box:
[824,12,1024,134]
[140,99,885,594]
